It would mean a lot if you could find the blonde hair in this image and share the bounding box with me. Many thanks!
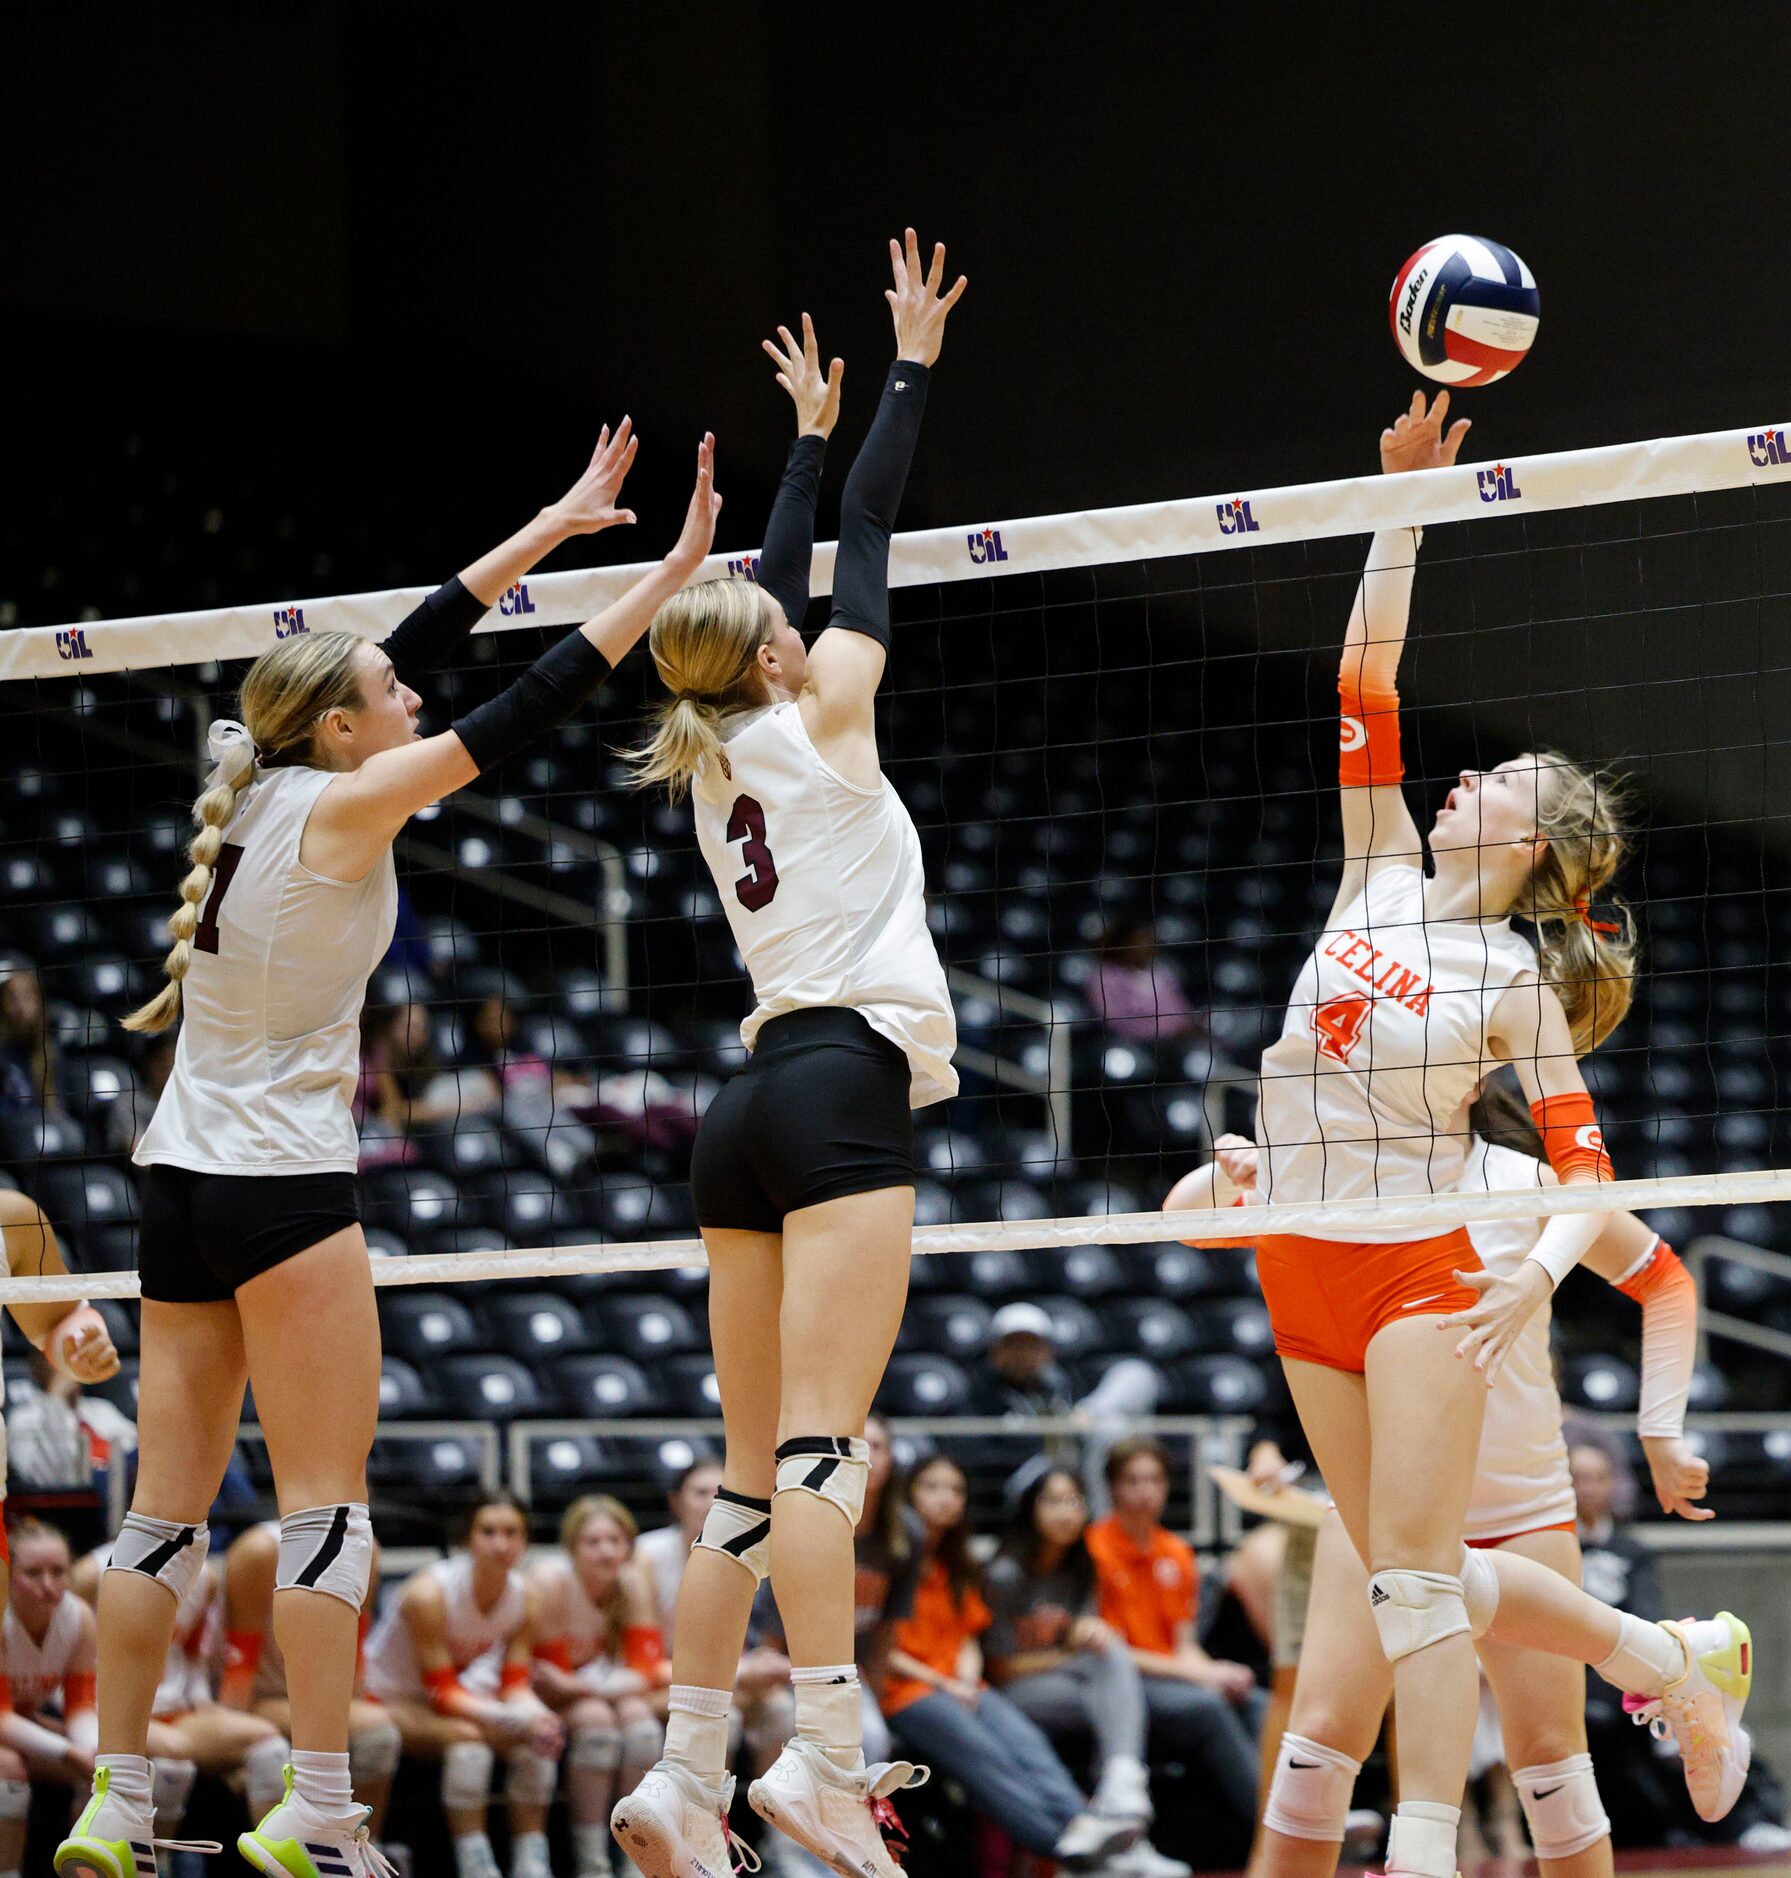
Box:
[123,632,370,1035]
[1518,750,1638,1055]
[625,579,773,799]
[560,1494,638,1643]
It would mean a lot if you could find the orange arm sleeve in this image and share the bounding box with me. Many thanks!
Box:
[1529,1092,1615,1184]
[1338,676,1402,789]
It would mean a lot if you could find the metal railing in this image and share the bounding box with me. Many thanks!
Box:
[1684,1234,1791,1362]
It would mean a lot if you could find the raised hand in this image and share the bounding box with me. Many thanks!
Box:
[543,419,640,535]
[1380,389,1472,475]
[666,433,722,574]
[887,227,968,368]
[764,312,844,440]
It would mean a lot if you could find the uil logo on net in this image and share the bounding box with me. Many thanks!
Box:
[1216,497,1260,536]
[273,606,308,638]
[54,628,93,661]
[967,526,1009,564]
[498,581,536,617]
[727,555,761,581]
[1476,463,1523,503]
[1747,427,1791,468]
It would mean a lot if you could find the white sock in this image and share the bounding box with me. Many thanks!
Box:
[1387,1801,1461,1878]
[665,1683,732,1783]
[790,1664,864,1772]
[290,1747,354,1819]
[512,1827,552,1878]
[574,1821,615,1874]
[96,1754,155,1813]
[453,1829,500,1878]
[1594,1612,1686,1697]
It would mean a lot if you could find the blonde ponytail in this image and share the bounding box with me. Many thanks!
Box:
[1521,751,1639,1056]
[625,578,773,799]
[123,630,369,1035]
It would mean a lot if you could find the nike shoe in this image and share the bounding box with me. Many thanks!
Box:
[748,1738,927,1878]
[612,1761,759,1878]
[238,1765,399,1877]
[1625,1612,1753,1822]
[55,1767,222,1878]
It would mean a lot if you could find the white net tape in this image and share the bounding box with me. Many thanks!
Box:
[5,1169,1788,1306]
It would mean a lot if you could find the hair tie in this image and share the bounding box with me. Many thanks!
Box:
[1572,892,1621,938]
[204,719,260,792]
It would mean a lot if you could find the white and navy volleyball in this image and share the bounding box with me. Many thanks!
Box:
[1389,234,1540,386]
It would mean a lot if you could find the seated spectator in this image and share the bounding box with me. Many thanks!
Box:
[361,1495,564,1878]
[8,1348,136,1548]
[982,1468,1159,1833]
[219,1519,402,1853]
[0,1518,95,1855]
[881,1454,1182,1876]
[355,1001,460,1164]
[1085,1436,1265,1840]
[0,967,62,1115]
[1085,917,1202,1049]
[529,1496,667,1878]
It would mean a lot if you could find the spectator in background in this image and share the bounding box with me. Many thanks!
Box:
[0,966,62,1114]
[880,1454,1167,1875]
[7,1348,137,1517]
[1085,917,1202,1049]
[355,1001,459,1165]
[1085,1436,1266,1839]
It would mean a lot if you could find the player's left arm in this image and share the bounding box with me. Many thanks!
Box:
[0,1190,119,1384]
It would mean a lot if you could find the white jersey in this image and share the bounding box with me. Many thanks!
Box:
[691,701,957,1107]
[136,765,398,1175]
[533,1556,618,1669]
[634,1525,687,1648]
[362,1554,526,1703]
[1256,865,1536,1239]
[1,1592,91,1715]
[150,1556,218,1717]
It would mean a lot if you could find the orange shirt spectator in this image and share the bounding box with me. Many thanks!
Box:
[1085,1515,1196,1657]
[880,1558,991,1717]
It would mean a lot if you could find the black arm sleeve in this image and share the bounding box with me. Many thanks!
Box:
[379,576,490,688]
[450,629,609,773]
[830,360,930,650]
[756,433,827,631]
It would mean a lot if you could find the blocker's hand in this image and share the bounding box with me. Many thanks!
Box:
[542,419,640,535]
[1642,1433,1714,1522]
[1438,1259,1552,1387]
[50,1304,120,1384]
[1213,1132,1259,1193]
[765,312,844,440]
[888,227,967,368]
[665,433,722,576]
[1380,389,1472,475]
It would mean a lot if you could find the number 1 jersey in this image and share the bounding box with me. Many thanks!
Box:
[135,765,398,1176]
[1253,862,1535,1236]
[691,700,957,1108]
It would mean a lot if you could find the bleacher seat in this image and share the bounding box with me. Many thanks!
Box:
[1100,1299,1198,1362]
[487,1291,591,1362]
[1172,1354,1271,1415]
[436,1354,550,1420]
[555,1354,661,1417]
[902,1296,994,1361]
[1185,1298,1274,1357]
[879,1354,974,1416]
[377,1358,438,1419]
[1561,1353,1641,1413]
[379,1292,484,1366]
[662,1355,722,1415]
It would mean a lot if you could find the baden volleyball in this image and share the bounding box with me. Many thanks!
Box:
[1389,234,1539,386]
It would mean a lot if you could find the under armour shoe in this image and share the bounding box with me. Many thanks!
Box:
[612,1761,759,1878]
[55,1767,222,1878]
[238,1765,399,1877]
[1625,1612,1754,1822]
[747,1738,928,1878]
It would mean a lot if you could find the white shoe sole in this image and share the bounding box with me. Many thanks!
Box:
[747,1778,883,1878]
[611,1799,730,1878]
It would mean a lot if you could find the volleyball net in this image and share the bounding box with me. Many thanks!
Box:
[4,419,1791,1323]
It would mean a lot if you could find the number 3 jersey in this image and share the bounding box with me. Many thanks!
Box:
[691,699,957,1108]
[135,765,398,1176]
[1254,863,1535,1238]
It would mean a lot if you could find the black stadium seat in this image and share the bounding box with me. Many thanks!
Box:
[379,1292,484,1366]
[1560,1354,1641,1414]
[436,1354,551,1420]
[487,1291,591,1362]
[1172,1355,1271,1415]
[901,1295,994,1360]
[378,1358,438,1419]
[878,1354,974,1416]
[663,1354,722,1416]
[1100,1299,1198,1363]
[554,1354,662,1418]
[1185,1299,1274,1358]
[597,1294,703,1358]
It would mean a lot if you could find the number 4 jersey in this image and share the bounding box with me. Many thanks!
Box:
[691,699,957,1108]
[136,765,398,1175]
[1253,862,1535,1236]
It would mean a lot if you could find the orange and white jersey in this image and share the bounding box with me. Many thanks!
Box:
[1256,864,1536,1238]
[362,1554,526,1703]
[690,700,957,1108]
[155,1559,221,1718]
[531,1556,617,1671]
[1,1592,92,1716]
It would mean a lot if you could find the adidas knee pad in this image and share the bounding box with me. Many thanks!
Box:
[244,1733,291,1817]
[349,1717,402,1783]
[1262,1732,1361,1842]
[442,1738,496,1810]
[506,1740,558,1807]
[1367,1567,1470,1662]
[694,1487,773,1584]
[152,1757,198,1822]
[568,1725,621,1773]
[277,1503,374,1612]
[1459,1545,1500,1639]
[109,1512,210,1607]
[774,1436,870,1528]
[620,1716,663,1769]
[1516,1754,1610,1860]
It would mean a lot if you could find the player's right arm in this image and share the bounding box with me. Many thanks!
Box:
[0,1190,119,1385]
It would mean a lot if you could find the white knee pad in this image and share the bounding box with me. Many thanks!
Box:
[1516,1754,1610,1860]
[0,1778,28,1821]
[1367,1567,1470,1662]
[442,1738,496,1811]
[109,1512,210,1608]
[245,1733,291,1817]
[506,1741,559,1808]
[621,1716,663,1769]
[152,1757,198,1822]
[1262,1732,1361,1842]
[278,1503,374,1612]
[774,1436,870,1528]
[568,1725,621,1773]
[1460,1545,1500,1639]
[694,1487,773,1583]
[349,1717,403,1783]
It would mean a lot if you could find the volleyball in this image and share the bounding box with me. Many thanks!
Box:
[1389,234,1540,386]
